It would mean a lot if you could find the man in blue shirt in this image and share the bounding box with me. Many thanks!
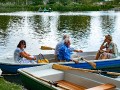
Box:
[57,38,83,63]
[55,34,69,56]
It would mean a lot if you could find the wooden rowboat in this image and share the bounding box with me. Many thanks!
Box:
[18,64,120,90]
[0,51,120,73]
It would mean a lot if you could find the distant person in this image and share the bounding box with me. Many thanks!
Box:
[14,40,36,64]
[95,35,118,60]
[57,38,83,63]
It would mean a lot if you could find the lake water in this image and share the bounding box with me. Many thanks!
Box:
[0,11,120,59]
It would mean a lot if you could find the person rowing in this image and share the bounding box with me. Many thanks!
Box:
[57,38,83,63]
[55,34,83,60]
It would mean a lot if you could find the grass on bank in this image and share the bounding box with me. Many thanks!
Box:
[0,77,22,90]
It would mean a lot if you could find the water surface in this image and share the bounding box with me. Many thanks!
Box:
[0,11,120,60]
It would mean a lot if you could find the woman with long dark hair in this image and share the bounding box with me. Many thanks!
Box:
[14,40,36,64]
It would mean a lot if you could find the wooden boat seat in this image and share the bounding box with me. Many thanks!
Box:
[56,80,87,90]
[86,83,116,90]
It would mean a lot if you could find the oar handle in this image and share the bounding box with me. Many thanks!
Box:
[53,64,120,76]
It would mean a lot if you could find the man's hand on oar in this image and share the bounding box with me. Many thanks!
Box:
[72,59,79,64]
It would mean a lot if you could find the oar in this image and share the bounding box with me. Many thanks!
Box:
[41,46,55,50]
[52,64,120,76]
[22,70,69,90]
[80,57,96,69]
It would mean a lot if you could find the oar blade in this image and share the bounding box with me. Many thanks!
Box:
[89,62,96,69]
[41,46,54,50]
[52,64,72,70]
[81,58,96,69]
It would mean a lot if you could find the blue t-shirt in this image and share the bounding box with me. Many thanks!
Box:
[57,44,73,61]
[55,41,64,55]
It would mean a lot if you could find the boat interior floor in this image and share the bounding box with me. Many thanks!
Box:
[56,80,87,90]
[56,80,116,90]
[86,83,116,90]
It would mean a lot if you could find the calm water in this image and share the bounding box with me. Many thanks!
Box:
[0,11,120,59]
[0,11,120,85]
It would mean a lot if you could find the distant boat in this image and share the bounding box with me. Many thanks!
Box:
[18,64,120,90]
[38,8,52,12]
[0,51,120,73]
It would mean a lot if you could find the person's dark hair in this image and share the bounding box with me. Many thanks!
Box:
[17,40,26,48]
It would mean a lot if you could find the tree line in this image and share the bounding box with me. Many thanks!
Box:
[0,0,119,5]
[0,0,119,12]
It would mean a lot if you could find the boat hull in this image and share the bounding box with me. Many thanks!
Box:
[2,59,120,74]
[20,74,55,90]
[1,51,120,73]
[18,64,120,90]
[0,63,43,73]
[63,59,120,72]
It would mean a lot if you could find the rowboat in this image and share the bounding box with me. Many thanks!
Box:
[0,51,120,73]
[18,64,120,90]
[38,8,52,12]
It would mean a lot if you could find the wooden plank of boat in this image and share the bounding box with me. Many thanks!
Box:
[56,80,87,90]
[56,80,116,90]
[18,64,120,90]
[86,83,116,90]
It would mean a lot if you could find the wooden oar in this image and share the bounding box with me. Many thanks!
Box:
[52,64,120,76]
[41,46,55,50]
[22,70,69,90]
[80,57,96,69]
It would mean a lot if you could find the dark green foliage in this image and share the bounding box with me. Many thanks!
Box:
[0,0,119,12]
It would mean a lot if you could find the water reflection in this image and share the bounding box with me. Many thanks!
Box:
[58,15,91,49]
[101,16,115,34]
[87,16,103,51]
[0,11,120,58]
